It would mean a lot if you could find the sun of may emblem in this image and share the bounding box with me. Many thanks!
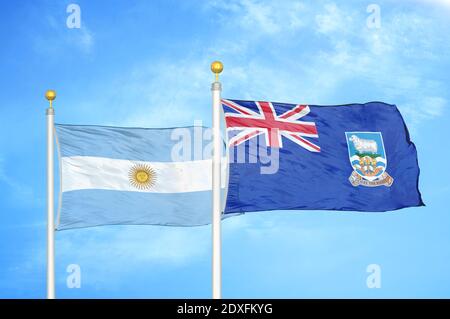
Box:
[129,163,156,190]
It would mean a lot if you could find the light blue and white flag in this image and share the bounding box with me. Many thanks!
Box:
[55,124,225,230]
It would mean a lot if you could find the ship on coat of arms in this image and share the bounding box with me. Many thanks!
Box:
[345,132,394,187]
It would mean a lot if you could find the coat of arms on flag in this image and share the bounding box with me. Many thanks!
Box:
[345,132,394,187]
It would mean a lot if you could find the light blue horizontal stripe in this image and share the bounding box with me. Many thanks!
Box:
[55,124,210,162]
[58,189,213,230]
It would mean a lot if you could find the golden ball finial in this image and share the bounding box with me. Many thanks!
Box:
[211,61,223,75]
[45,90,57,101]
[211,61,223,82]
[45,90,56,109]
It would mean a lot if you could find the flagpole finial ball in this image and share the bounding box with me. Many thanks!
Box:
[45,90,56,101]
[211,61,223,75]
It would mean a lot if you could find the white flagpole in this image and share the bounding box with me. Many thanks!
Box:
[45,90,56,299]
[211,61,223,299]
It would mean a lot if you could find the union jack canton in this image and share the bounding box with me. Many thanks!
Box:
[221,99,320,152]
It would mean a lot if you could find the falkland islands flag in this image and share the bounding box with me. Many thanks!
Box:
[222,99,424,214]
[55,124,224,230]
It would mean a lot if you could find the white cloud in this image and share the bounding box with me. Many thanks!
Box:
[423,97,447,117]
[315,3,352,35]
[417,0,450,8]
[402,96,447,126]
[48,225,210,289]
[0,157,38,206]
[85,1,449,135]
[121,58,212,127]
[32,14,94,56]
[57,226,210,266]
[75,27,94,53]
[206,0,306,36]
[309,3,448,129]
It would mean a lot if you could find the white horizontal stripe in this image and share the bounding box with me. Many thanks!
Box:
[61,156,226,193]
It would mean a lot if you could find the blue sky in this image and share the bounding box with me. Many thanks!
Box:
[1,0,450,298]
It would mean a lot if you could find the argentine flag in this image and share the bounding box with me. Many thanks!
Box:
[55,124,225,230]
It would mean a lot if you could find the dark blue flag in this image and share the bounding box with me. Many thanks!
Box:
[222,99,424,213]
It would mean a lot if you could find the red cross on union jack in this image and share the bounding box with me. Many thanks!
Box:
[222,99,320,152]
